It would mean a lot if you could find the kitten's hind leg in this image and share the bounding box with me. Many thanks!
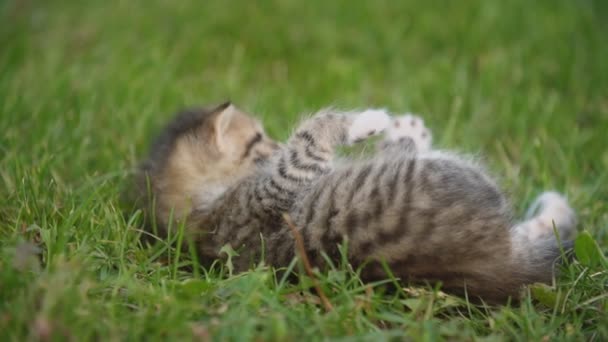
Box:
[513,191,577,241]
[255,108,391,212]
[509,192,576,285]
[378,113,432,153]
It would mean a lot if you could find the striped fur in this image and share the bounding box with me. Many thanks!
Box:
[136,103,576,302]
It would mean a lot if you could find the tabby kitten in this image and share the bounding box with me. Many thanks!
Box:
[136,102,576,302]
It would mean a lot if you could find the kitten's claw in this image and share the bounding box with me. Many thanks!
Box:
[347,109,391,144]
[384,113,432,152]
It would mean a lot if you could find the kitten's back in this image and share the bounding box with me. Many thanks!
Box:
[286,151,566,301]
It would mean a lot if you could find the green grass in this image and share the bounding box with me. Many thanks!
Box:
[1,0,607,340]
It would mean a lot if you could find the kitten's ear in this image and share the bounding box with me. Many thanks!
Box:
[210,101,235,150]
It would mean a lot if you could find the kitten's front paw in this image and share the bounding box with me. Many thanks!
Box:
[347,109,391,144]
[384,114,432,152]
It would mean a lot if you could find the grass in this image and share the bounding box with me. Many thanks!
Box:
[1,0,607,340]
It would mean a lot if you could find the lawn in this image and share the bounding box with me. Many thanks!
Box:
[1,0,607,340]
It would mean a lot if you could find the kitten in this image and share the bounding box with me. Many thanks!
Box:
[135,102,576,302]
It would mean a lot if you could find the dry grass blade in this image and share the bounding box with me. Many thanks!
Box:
[282,213,333,312]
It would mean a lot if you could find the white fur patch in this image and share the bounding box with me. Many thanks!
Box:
[347,109,391,144]
[194,184,228,211]
[518,191,577,240]
[385,113,432,152]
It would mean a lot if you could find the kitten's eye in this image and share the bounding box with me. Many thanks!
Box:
[241,132,263,160]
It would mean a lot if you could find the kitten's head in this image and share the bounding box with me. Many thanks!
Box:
[137,102,279,230]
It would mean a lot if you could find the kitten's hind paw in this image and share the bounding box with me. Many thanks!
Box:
[525,191,577,240]
[384,114,432,152]
[347,109,391,144]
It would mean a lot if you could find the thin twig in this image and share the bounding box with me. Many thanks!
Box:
[283,213,334,312]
